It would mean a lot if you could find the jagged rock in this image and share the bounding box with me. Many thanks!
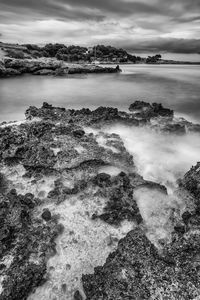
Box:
[0,190,62,300]
[82,227,200,299]
[92,172,143,225]
[93,173,111,187]
[129,100,151,111]
[0,101,200,299]
[179,162,200,200]
[24,102,139,127]
[129,100,174,120]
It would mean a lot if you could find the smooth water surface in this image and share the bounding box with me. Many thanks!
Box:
[0,64,199,122]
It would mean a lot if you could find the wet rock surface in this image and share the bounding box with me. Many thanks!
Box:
[0,101,200,299]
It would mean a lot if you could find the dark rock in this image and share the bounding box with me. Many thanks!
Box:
[152,102,174,117]
[61,283,67,293]
[129,101,174,120]
[41,209,52,221]
[73,129,85,138]
[74,290,83,300]
[174,225,186,234]
[93,172,142,225]
[24,103,139,127]
[42,102,53,109]
[0,190,61,300]
[182,211,192,225]
[179,162,200,200]
[129,101,151,111]
[20,193,35,209]
[0,263,6,270]
[0,173,7,194]
[93,173,111,187]
[115,65,122,72]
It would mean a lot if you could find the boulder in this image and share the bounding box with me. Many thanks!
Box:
[41,209,52,221]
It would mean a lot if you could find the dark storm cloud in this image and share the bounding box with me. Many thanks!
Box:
[0,0,105,22]
[121,38,200,54]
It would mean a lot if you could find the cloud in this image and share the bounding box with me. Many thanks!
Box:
[0,0,200,55]
[1,0,199,22]
[118,38,200,54]
[0,0,105,22]
[0,0,170,21]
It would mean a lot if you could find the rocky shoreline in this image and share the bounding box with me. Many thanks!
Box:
[0,101,200,299]
[0,58,121,77]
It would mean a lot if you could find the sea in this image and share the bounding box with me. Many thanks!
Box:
[0,64,199,123]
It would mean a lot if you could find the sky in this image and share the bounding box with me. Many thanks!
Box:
[0,0,200,60]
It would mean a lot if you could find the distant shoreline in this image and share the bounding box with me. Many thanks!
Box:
[1,42,199,67]
[100,61,200,65]
[1,42,200,78]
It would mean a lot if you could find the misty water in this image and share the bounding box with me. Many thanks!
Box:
[0,64,200,122]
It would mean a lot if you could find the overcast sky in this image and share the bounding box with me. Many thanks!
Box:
[0,0,200,60]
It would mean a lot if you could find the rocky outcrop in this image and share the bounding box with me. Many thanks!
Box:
[0,58,121,77]
[179,162,200,200]
[129,100,174,120]
[24,102,139,128]
[0,101,200,299]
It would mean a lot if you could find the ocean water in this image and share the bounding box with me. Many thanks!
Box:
[0,64,200,122]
